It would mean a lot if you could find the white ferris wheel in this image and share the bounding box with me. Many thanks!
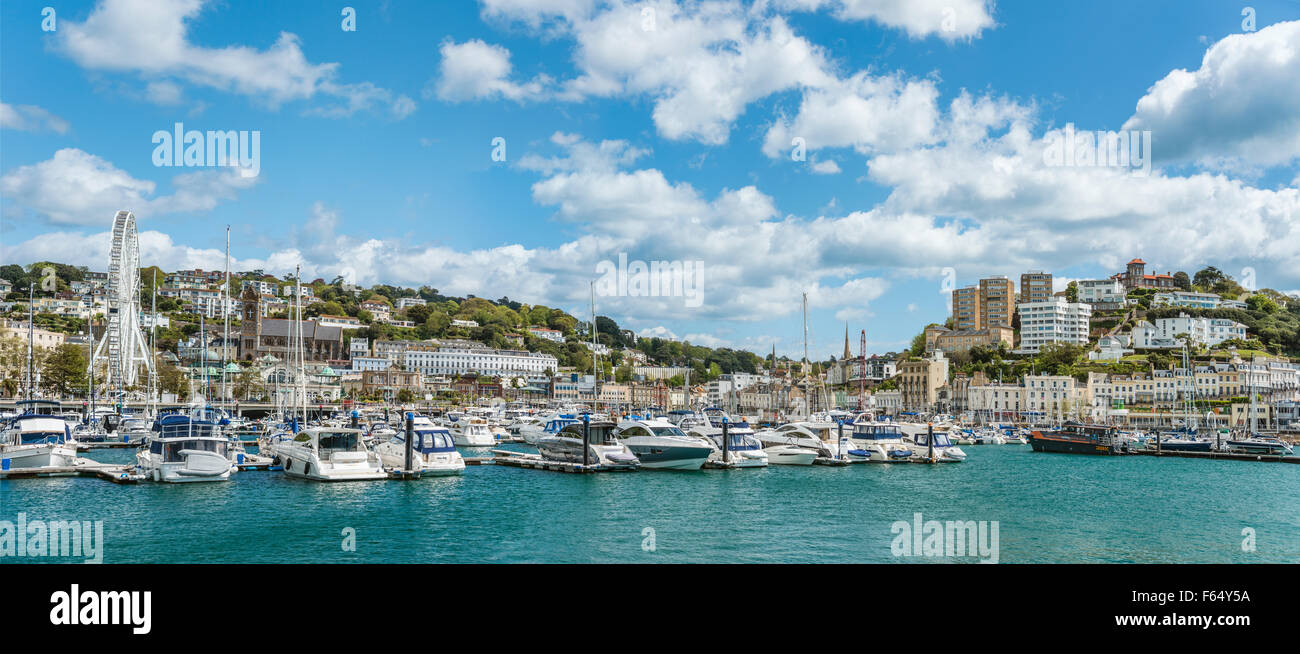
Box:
[90,210,154,393]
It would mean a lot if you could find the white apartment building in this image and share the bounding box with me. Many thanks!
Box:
[404,344,558,377]
[1077,279,1126,305]
[527,327,565,343]
[1152,291,1246,310]
[282,284,314,299]
[967,383,1026,419]
[351,356,392,372]
[1132,314,1247,349]
[1015,297,1092,353]
[1022,374,1088,418]
[706,379,732,405]
[241,280,277,296]
[395,297,426,309]
[349,337,369,358]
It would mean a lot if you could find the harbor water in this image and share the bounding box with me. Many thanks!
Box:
[5,445,1298,563]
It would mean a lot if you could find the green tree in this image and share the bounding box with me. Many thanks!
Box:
[1172,271,1191,290]
[1193,266,1226,289]
[40,343,87,397]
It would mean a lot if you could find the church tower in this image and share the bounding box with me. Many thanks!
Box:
[239,285,261,360]
[842,323,851,360]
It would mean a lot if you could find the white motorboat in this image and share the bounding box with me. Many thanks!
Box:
[0,401,79,470]
[1224,435,1294,456]
[905,427,967,463]
[614,418,713,470]
[374,417,465,476]
[117,417,153,443]
[683,422,769,467]
[519,411,581,445]
[536,419,639,467]
[755,421,846,460]
[450,416,496,447]
[366,421,398,445]
[135,413,236,483]
[850,421,916,463]
[275,427,388,481]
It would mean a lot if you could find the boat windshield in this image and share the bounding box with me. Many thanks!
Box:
[159,439,228,463]
[318,432,361,455]
[915,431,954,447]
[853,424,903,440]
[407,429,455,452]
[650,426,687,438]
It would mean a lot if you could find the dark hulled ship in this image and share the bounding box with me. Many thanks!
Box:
[1029,422,1121,455]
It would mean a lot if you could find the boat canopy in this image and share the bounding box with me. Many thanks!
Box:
[393,428,456,453]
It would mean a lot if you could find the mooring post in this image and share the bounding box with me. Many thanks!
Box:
[722,416,730,463]
[404,411,414,474]
[927,423,935,462]
[837,420,844,460]
[582,413,590,468]
[350,409,358,430]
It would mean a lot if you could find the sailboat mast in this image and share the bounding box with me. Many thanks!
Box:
[27,283,35,401]
[589,281,598,407]
[296,265,306,426]
[150,269,157,414]
[223,225,230,407]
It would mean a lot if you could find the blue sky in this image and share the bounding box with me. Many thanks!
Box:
[3,0,1299,360]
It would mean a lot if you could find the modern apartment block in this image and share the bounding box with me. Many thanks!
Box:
[952,286,981,330]
[951,276,1016,330]
[1015,297,1092,353]
[1019,271,1053,303]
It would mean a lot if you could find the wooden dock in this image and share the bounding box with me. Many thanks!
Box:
[489,449,637,473]
[1134,449,1299,464]
[0,459,143,484]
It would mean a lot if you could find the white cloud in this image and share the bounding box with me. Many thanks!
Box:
[811,159,842,174]
[777,0,996,40]
[0,148,257,226]
[432,39,549,102]
[763,72,940,158]
[1123,20,1300,170]
[54,0,413,118]
[0,103,70,133]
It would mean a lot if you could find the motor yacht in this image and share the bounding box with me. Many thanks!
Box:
[536,419,639,467]
[1224,435,1294,456]
[613,418,713,470]
[905,427,967,462]
[450,416,497,447]
[850,420,916,462]
[275,428,388,481]
[683,422,768,467]
[374,416,465,476]
[135,412,236,483]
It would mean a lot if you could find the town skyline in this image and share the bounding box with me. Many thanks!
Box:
[4,1,1300,362]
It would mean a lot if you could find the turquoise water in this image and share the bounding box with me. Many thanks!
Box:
[4,445,1298,563]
